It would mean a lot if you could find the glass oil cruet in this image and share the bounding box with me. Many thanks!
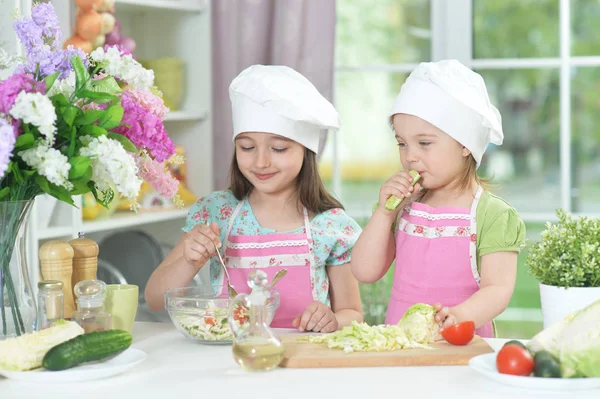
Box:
[229,270,284,371]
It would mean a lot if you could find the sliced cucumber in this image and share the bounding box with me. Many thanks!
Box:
[384,170,422,211]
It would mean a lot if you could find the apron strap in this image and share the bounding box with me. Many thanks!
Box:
[224,200,245,240]
[469,185,483,284]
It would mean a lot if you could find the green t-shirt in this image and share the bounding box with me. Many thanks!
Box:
[475,190,526,272]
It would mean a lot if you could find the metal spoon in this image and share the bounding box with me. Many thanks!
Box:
[267,269,288,289]
[206,221,237,298]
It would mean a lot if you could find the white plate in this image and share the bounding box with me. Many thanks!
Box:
[469,353,600,391]
[0,348,147,383]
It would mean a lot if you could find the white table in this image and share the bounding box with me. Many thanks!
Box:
[1,322,598,399]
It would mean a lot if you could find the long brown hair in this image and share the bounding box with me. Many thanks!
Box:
[229,149,344,214]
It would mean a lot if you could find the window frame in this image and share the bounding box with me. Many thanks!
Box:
[331,0,600,222]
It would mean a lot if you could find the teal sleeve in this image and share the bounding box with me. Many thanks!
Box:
[325,210,363,266]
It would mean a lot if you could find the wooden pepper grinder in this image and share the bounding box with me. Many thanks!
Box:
[69,232,99,298]
[39,240,76,318]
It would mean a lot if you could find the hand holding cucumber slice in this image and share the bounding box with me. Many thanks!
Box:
[384,170,422,211]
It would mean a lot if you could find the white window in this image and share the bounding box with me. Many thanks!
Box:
[323,0,600,222]
[324,0,600,329]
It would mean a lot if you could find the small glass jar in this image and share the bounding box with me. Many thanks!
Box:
[36,280,64,331]
[72,280,112,333]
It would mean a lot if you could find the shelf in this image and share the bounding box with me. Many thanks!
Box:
[164,109,208,122]
[37,226,73,240]
[82,207,191,233]
[116,0,207,13]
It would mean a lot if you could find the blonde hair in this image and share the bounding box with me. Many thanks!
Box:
[457,154,494,194]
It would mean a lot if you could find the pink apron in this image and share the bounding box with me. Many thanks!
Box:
[217,200,318,328]
[385,186,494,337]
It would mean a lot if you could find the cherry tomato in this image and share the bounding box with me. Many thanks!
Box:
[440,321,475,345]
[496,344,534,376]
[204,316,215,326]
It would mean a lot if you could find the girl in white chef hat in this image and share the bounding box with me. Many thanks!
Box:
[146,65,363,332]
[351,60,525,337]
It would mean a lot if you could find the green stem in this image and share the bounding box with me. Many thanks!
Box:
[1,272,7,335]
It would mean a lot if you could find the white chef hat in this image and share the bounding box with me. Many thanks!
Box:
[229,65,340,154]
[389,59,503,167]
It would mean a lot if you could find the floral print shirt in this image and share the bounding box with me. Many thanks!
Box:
[183,190,362,304]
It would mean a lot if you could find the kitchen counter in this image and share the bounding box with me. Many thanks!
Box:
[1,322,598,399]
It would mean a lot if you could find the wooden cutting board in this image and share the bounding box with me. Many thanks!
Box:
[279,335,494,368]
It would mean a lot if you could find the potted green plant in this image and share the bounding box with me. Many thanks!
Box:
[526,209,600,328]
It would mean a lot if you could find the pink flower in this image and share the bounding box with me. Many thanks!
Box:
[135,153,179,199]
[470,233,477,243]
[113,89,174,162]
[414,225,425,235]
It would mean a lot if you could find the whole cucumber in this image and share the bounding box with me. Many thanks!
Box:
[43,330,132,371]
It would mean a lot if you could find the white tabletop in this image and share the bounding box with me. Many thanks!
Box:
[1,322,598,399]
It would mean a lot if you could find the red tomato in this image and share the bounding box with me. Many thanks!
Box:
[496,345,534,376]
[233,306,248,324]
[440,321,475,345]
[204,316,215,326]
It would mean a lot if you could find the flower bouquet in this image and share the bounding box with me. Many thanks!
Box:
[0,2,182,337]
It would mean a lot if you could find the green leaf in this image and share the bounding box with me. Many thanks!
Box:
[107,132,138,153]
[87,181,114,208]
[80,125,108,137]
[70,180,92,195]
[0,187,9,200]
[23,170,36,177]
[14,133,35,150]
[74,110,104,126]
[77,90,115,104]
[50,185,75,206]
[99,106,124,130]
[50,93,69,106]
[11,163,24,183]
[92,76,122,95]
[61,105,79,127]
[35,175,51,194]
[44,71,60,92]
[72,56,91,91]
[68,156,91,180]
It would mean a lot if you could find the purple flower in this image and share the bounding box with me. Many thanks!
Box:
[13,3,83,79]
[0,73,46,116]
[31,2,62,46]
[0,118,16,180]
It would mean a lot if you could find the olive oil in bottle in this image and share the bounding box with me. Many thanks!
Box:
[232,340,284,372]
[228,270,285,372]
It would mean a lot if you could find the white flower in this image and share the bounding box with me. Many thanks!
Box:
[47,71,76,99]
[78,135,142,201]
[18,145,73,190]
[90,47,154,90]
[9,91,57,144]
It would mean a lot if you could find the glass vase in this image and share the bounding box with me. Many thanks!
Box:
[0,199,37,339]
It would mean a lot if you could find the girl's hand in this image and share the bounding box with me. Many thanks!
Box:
[182,222,221,269]
[377,171,422,215]
[293,301,338,333]
[433,302,459,329]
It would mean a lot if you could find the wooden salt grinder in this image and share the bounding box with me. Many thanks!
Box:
[69,232,99,298]
[39,240,75,318]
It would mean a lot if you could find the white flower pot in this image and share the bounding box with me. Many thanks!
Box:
[539,283,600,328]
